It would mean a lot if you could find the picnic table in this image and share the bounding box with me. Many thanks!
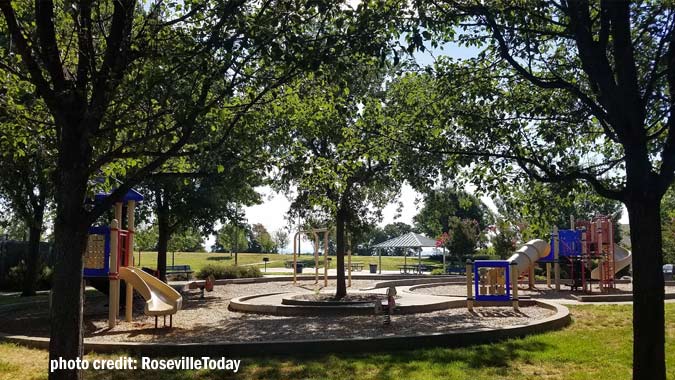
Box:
[399,264,423,274]
[399,264,440,274]
[349,262,364,271]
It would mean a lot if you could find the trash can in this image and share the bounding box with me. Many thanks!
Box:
[369,264,377,274]
[295,263,303,273]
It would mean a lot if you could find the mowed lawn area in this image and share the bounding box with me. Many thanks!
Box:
[132,252,441,273]
[2,304,675,380]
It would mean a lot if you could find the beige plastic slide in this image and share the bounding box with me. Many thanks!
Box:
[590,244,632,280]
[507,239,551,274]
[118,267,182,316]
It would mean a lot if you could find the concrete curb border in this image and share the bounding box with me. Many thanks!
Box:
[0,300,570,357]
[228,292,456,316]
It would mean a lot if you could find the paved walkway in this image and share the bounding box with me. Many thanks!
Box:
[262,268,416,276]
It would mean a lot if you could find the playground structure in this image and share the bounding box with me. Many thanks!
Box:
[466,215,633,310]
[467,239,550,312]
[83,189,182,328]
[292,228,328,286]
[291,227,358,288]
[543,215,632,293]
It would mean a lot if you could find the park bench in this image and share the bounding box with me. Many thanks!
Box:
[166,264,193,280]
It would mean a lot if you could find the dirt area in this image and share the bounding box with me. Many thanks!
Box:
[0,279,555,344]
[290,293,390,303]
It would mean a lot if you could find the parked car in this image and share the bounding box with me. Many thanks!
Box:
[664,264,673,280]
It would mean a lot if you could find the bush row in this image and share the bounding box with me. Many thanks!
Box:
[0,263,53,291]
[196,264,262,280]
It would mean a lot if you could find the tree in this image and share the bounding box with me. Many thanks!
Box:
[251,224,276,253]
[413,188,489,256]
[414,188,490,233]
[272,63,401,298]
[134,224,158,252]
[393,2,675,378]
[166,228,204,252]
[272,230,289,253]
[141,151,262,281]
[490,219,518,259]
[496,181,624,243]
[0,2,388,378]
[217,223,249,265]
[0,56,53,296]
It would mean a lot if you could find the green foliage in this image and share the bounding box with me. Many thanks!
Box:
[134,225,203,252]
[414,188,489,257]
[490,219,518,259]
[271,64,402,226]
[250,224,276,253]
[496,181,623,243]
[3,264,52,291]
[0,210,28,241]
[414,188,490,236]
[216,224,249,253]
[134,225,159,252]
[196,264,261,280]
[662,187,675,265]
[272,230,289,253]
[168,228,205,252]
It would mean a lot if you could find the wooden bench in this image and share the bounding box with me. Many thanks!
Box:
[166,264,193,280]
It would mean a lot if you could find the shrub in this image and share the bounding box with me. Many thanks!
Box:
[431,268,445,275]
[4,262,53,291]
[197,264,262,280]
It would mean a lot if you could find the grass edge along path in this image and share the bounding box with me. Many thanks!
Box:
[1,304,675,379]
[132,251,440,273]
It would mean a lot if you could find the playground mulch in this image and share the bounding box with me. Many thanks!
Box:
[0,279,555,344]
[80,279,553,344]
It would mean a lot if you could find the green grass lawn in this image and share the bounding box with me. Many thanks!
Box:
[2,304,675,379]
[132,251,441,272]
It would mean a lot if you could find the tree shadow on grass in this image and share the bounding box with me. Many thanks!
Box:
[179,339,552,380]
[206,256,233,261]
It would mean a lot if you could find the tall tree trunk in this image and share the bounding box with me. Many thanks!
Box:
[49,175,89,380]
[21,209,44,297]
[48,112,92,380]
[156,194,170,282]
[335,203,347,299]
[627,193,665,380]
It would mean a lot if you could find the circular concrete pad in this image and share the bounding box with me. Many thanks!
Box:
[229,290,457,316]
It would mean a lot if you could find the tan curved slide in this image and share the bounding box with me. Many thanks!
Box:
[591,244,632,280]
[118,267,182,316]
[507,239,551,274]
